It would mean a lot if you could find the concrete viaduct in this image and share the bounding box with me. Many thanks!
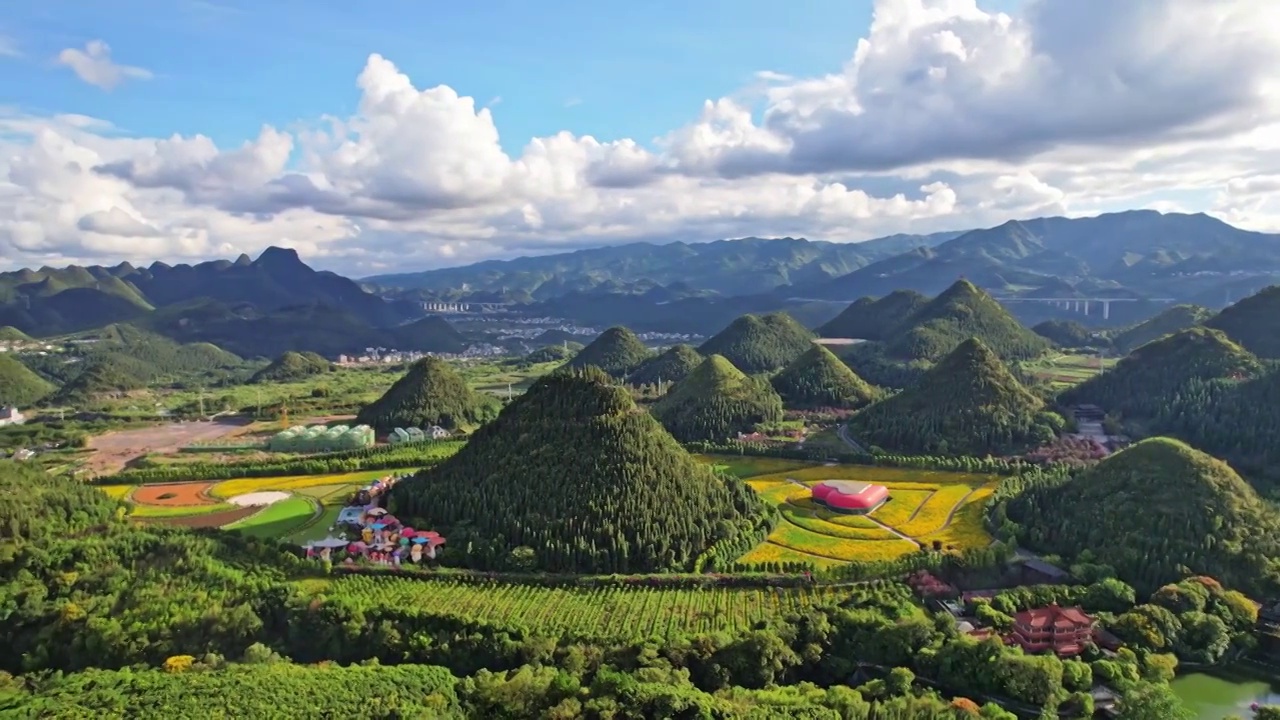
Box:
[422,301,515,313]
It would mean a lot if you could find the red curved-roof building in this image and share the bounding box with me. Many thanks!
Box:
[812,480,888,513]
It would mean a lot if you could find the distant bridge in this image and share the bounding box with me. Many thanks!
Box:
[422,301,515,314]
[991,297,1175,320]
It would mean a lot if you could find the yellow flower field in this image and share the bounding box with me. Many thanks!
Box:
[868,489,934,527]
[736,542,848,570]
[694,454,818,479]
[98,485,136,501]
[918,487,995,548]
[896,485,976,537]
[209,467,418,499]
[781,506,898,541]
[768,523,918,562]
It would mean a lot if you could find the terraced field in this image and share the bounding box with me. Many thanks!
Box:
[738,464,997,567]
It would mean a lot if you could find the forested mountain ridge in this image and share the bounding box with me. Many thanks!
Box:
[770,344,879,409]
[1003,437,1280,596]
[626,343,704,386]
[1107,304,1213,354]
[389,366,772,573]
[880,280,1051,361]
[650,354,784,442]
[0,353,55,407]
[847,338,1059,455]
[816,290,928,340]
[565,326,653,378]
[1205,285,1280,358]
[697,312,814,374]
[362,233,962,299]
[356,356,500,432]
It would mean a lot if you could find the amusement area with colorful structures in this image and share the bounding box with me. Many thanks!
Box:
[268,424,375,453]
[304,473,446,566]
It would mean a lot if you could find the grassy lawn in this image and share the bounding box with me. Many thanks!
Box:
[225,495,318,539]
[129,502,235,518]
[739,464,997,568]
[285,504,346,544]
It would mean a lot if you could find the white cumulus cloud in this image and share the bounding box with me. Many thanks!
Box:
[56,40,153,91]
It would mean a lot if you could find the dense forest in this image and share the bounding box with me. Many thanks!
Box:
[355,356,500,432]
[0,353,54,407]
[1108,304,1212,355]
[650,355,785,442]
[249,350,332,383]
[697,312,814,374]
[998,437,1280,597]
[1205,284,1280,358]
[817,290,928,341]
[847,338,1061,456]
[389,367,773,573]
[564,326,653,378]
[1031,320,1097,349]
[881,281,1051,362]
[770,344,879,410]
[626,343,703,386]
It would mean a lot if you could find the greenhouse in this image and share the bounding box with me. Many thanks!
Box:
[268,423,375,452]
[388,427,427,444]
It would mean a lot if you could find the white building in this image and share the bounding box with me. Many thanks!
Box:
[426,425,451,440]
[0,407,25,426]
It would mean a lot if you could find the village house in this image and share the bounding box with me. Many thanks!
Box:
[1009,604,1095,657]
[0,407,25,426]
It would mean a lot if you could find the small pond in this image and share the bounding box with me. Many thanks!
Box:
[1171,665,1280,719]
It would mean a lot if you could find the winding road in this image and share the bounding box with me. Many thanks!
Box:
[836,423,867,453]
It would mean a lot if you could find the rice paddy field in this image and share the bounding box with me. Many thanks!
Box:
[726,460,998,568]
[1021,353,1116,390]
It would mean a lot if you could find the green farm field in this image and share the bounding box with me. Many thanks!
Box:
[297,575,872,641]
[1021,353,1115,390]
[225,496,319,539]
[739,465,997,567]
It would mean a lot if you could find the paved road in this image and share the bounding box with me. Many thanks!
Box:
[836,423,867,454]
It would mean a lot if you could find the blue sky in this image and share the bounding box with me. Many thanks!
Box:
[3,0,905,153]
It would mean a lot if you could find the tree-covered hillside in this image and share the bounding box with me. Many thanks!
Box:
[816,290,928,341]
[882,280,1050,361]
[389,367,772,573]
[626,343,703,386]
[1002,437,1280,596]
[356,356,499,432]
[770,344,878,409]
[249,351,332,384]
[847,338,1059,455]
[650,355,784,442]
[1031,320,1097,349]
[1109,304,1213,354]
[697,312,813,374]
[0,353,55,407]
[1206,285,1280,358]
[565,326,653,378]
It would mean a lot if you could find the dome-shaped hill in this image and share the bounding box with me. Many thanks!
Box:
[388,367,772,573]
[697,312,813,374]
[627,344,703,386]
[250,351,332,384]
[817,290,928,341]
[770,344,878,409]
[847,338,1056,455]
[1206,285,1280,358]
[650,354,783,442]
[1110,304,1212,354]
[523,342,582,365]
[356,356,499,432]
[883,280,1049,361]
[565,326,652,378]
[0,354,55,407]
[1061,327,1261,419]
[0,326,32,342]
[48,360,145,405]
[1005,437,1280,595]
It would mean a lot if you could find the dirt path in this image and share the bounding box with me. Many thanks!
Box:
[85,418,252,476]
[861,515,920,547]
[901,491,938,525]
[938,487,980,530]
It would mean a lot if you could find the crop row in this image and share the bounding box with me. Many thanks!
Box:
[305,575,854,639]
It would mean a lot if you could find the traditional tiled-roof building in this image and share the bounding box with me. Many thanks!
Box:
[1009,604,1095,657]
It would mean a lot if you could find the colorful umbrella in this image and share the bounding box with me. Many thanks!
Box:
[368,507,388,516]
[411,537,427,544]
[371,523,386,530]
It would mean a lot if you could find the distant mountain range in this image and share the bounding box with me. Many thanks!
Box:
[365,211,1280,312]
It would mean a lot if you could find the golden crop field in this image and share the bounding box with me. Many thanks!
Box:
[739,464,997,568]
[208,467,419,499]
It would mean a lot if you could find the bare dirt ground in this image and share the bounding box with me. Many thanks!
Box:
[132,482,217,507]
[140,505,261,528]
[85,418,253,476]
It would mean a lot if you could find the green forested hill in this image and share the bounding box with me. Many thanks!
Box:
[1031,320,1097,348]
[650,355,784,442]
[626,343,703,386]
[816,290,928,340]
[0,353,55,407]
[847,338,1058,455]
[1004,437,1280,596]
[882,280,1050,361]
[389,366,772,572]
[356,356,499,431]
[770,344,878,409]
[249,351,332,383]
[1206,285,1280,358]
[565,326,653,378]
[1109,304,1212,354]
[697,312,813,374]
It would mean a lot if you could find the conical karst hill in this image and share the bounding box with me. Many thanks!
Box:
[846,337,1056,455]
[817,290,928,341]
[355,356,498,431]
[650,354,784,442]
[0,353,54,407]
[883,280,1049,361]
[565,326,653,378]
[1005,437,1280,596]
[388,366,772,573]
[697,312,813,374]
[1110,304,1212,354]
[770,344,878,410]
[627,344,703,386]
[250,351,332,384]
[1205,284,1280,358]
